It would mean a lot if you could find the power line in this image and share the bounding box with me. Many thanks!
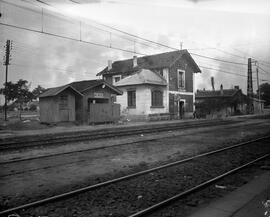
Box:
[4,0,164,52]
[198,65,270,82]
[211,48,247,60]
[232,47,270,66]
[18,0,266,67]
[260,62,270,68]
[258,66,270,75]
[191,53,246,66]
[2,0,268,79]
[0,22,149,56]
[16,0,250,66]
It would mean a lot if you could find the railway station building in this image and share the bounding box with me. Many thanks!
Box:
[39,79,122,124]
[96,50,201,120]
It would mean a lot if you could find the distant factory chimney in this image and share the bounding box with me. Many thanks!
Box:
[220,84,223,95]
[133,56,138,68]
[211,77,215,91]
[108,60,112,71]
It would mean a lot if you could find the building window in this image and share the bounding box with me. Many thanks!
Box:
[151,90,163,107]
[59,95,68,109]
[127,90,136,107]
[113,75,121,85]
[177,69,185,89]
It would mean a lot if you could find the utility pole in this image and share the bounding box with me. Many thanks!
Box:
[247,58,253,114]
[3,39,12,121]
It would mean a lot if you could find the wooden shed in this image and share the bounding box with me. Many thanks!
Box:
[39,80,122,124]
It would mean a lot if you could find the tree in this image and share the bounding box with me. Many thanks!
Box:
[258,83,270,106]
[32,85,46,99]
[0,79,34,119]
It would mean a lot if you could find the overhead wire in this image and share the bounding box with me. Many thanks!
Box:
[19,0,250,66]
[0,22,149,56]
[198,65,269,82]
[6,0,164,52]
[1,0,269,82]
[258,66,270,75]
[232,47,270,66]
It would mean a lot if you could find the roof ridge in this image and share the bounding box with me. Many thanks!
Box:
[112,50,184,64]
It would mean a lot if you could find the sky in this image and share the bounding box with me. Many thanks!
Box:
[0,0,270,105]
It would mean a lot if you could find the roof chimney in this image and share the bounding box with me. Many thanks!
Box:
[133,56,138,68]
[211,77,215,91]
[108,60,112,71]
[220,84,223,95]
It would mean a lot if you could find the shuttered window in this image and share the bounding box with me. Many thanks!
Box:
[151,90,163,107]
[127,90,136,107]
[177,70,185,89]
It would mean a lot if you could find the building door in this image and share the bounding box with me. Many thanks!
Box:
[88,98,109,123]
[179,101,184,119]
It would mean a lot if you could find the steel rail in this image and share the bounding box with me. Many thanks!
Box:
[1,119,254,165]
[0,135,268,215]
[128,153,270,217]
[1,130,268,179]
[0,119,234,151]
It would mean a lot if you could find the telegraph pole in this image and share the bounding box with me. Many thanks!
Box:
[3,40,12,121]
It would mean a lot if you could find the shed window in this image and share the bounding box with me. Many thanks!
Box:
[59,95,68,109]
[127,90,136,107]
[151,90,163,107]
[177,69,185,89]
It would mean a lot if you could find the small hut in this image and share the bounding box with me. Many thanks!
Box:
[39,80,122,124]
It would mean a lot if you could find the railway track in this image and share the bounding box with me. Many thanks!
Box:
[1,120,266,177]
[128,154,269,217]
[1,135,269,216]
[0,119,237,151]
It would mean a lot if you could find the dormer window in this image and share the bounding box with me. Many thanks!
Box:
[113,75,121,85]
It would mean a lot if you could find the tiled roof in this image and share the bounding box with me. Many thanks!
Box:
[39,79,122,98]
[196,89,240,98]
[115,69,167,87]
[97,50,201,76]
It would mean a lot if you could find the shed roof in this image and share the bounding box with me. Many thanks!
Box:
[115,69,167,87]
[97,50,201,76]
[39,85,83,98]
[39,79,122,98]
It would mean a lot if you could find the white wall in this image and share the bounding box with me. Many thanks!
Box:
[116,84,168,118]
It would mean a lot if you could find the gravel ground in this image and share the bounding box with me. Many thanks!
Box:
[1,118,270,210]
[147,159,270,217]
[14,138,270,217]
